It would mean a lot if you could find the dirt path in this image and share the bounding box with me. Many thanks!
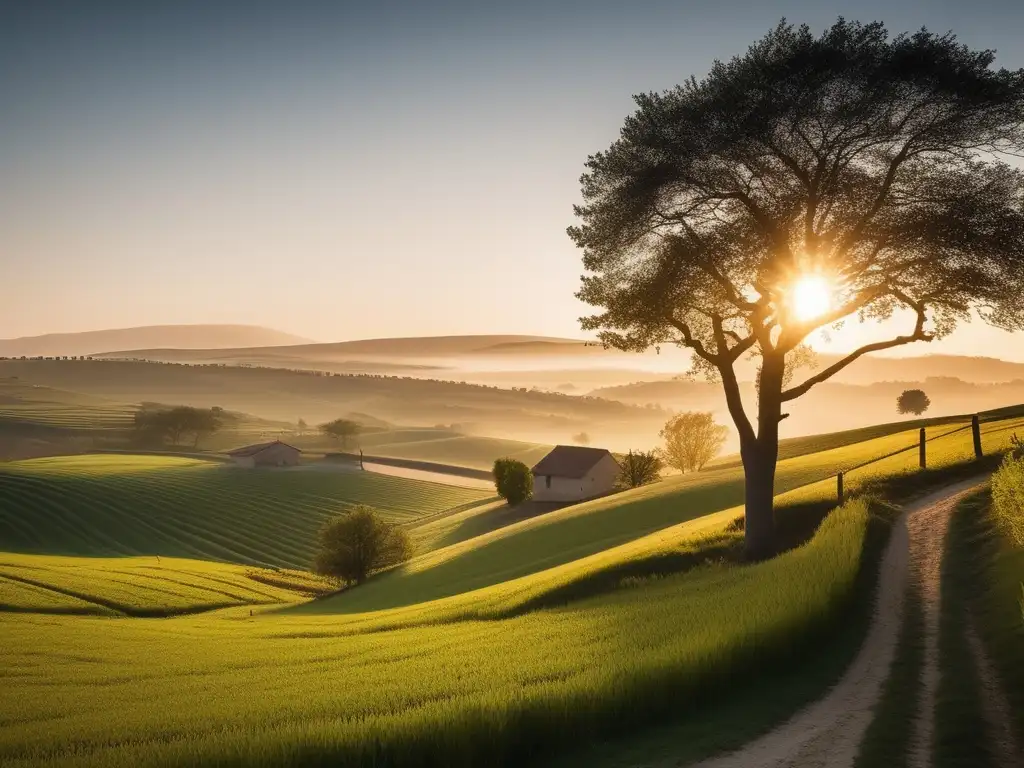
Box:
[689,477,986,768]
[966,617,1023,768]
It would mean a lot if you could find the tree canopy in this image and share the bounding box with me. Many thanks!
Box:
[319,418,361,449]
[618,450,663,488]
[313,506,413,585]
[492,458,533,506]
[660,411,729,472]
[570,19,1024,557]
[133,405,223,448]
[896,388,931,416]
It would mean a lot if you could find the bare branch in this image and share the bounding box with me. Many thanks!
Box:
[665,316,718,364]
[781,308,933,402]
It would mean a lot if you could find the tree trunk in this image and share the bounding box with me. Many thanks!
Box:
[741,439,778,560]
[742,355,784,560]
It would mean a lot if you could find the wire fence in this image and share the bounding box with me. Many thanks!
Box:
[835,413,1017,504]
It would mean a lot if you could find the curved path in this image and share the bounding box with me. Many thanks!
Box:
[689,477,987,768]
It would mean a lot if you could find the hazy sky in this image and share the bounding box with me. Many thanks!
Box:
[3,0,1023,356]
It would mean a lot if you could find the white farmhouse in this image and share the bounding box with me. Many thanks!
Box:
[530,445,620,502]
[226,440,301,468]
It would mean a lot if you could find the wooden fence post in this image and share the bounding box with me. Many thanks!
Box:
[837,471,844,505]
[919,427,927,470]
[972,414,983,459]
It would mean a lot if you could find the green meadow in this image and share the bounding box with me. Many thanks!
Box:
[1,401,1022,766]
[2,500,868,768]
[0,455,493,569]
[316,415,1024,614]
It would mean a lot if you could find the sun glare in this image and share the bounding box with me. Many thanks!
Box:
[791,275,833,322]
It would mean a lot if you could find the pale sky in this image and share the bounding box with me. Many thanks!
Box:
[2,0,1023,358]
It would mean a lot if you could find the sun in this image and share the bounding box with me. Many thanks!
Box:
[790,274,833,321]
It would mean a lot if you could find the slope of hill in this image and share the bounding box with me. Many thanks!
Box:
[0,454,493,569]
[0,324,313,358]
[305,411,1024,615]
[0,359,667,449]
[99,334,584,362]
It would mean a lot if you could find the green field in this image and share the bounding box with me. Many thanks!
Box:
[0,552,329,616]
[0,455,493,569]
[353,429,551,470]
[315,416,1024,614]
[1,407,1022,766]
[0,499,868,768]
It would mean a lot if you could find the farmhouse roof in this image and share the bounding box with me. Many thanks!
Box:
[226,440,301,458]
[531,445,615,479]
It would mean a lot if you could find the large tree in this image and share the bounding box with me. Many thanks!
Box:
[570,20,1024,558]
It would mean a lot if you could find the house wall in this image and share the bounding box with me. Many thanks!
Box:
[251,444,301,467]
[532,454,620,502]
[231,455,256,469]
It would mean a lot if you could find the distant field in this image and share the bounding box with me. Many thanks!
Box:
[0,381,133,431]
[0,455,493,569]
[0,552,328,616]
[708,403,1024,471]
[352,429,551,470]
[0,359,670,447]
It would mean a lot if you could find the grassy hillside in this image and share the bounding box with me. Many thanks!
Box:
[2,410,1019,767]
[0,359,668,448]
[0,552,329,616]
[312,414,1024,614]
[0,455,492,569]
[0,500,870,768]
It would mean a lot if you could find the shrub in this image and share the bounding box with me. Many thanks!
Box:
[313,506,413,585]
[619,449,663,488]
[991,454,1024,549]
[493,458,533,506]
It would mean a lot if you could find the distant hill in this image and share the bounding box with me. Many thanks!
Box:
[810,353,1024,385]
[98,334,587,363]
[0,325,313,358]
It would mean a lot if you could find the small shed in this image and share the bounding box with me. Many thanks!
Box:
[530,445,620,502]
[227,440,301,468]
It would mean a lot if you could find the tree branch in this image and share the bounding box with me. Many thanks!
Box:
[781,308,933,402]
[665,316,718,364]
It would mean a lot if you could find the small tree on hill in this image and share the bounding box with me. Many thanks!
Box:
[296,418,308,436]
[313,506,413,586]
[319,418,361,449]
[619,450,663,488]
[896,389,931,416]
[492,458,533,506]
[132,405,221,448]
[572,431,591,446]
[188,408,222,449]
[660,412,728,473]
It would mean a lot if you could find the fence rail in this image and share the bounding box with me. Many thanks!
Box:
[836,414,987,504]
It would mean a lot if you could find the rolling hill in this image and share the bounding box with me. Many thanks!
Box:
[0,454,493,569]
[0,324,313,358]
[0,358,668,449]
